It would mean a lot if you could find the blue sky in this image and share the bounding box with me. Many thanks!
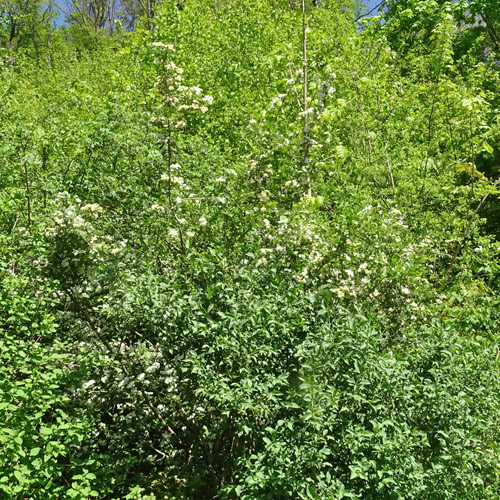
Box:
[365,0,383,13]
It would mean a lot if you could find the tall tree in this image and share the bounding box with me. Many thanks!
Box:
[118,0,142,29]
[119,0,187,31]
[66,0,119,33]
[381,0,500,59]
[0,0,53,63]
[464,0,500,52]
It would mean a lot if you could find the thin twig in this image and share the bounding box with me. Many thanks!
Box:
[355,0,385,22]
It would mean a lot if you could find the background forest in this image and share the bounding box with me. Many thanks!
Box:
[1,0,500,498]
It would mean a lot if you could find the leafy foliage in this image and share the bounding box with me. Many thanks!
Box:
[1,0,500,498]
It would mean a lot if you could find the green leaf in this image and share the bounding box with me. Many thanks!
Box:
[30,447,41,457]
[306,484,319,499]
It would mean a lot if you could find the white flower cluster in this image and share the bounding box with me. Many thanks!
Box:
[152,41,175,51]
[151,50,213,125]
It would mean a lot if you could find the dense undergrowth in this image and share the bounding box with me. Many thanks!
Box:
[1,0,500,498]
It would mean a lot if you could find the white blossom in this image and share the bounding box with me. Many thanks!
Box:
[146,362,160,373]
[152,42,175,50]
[81,203,102,212]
